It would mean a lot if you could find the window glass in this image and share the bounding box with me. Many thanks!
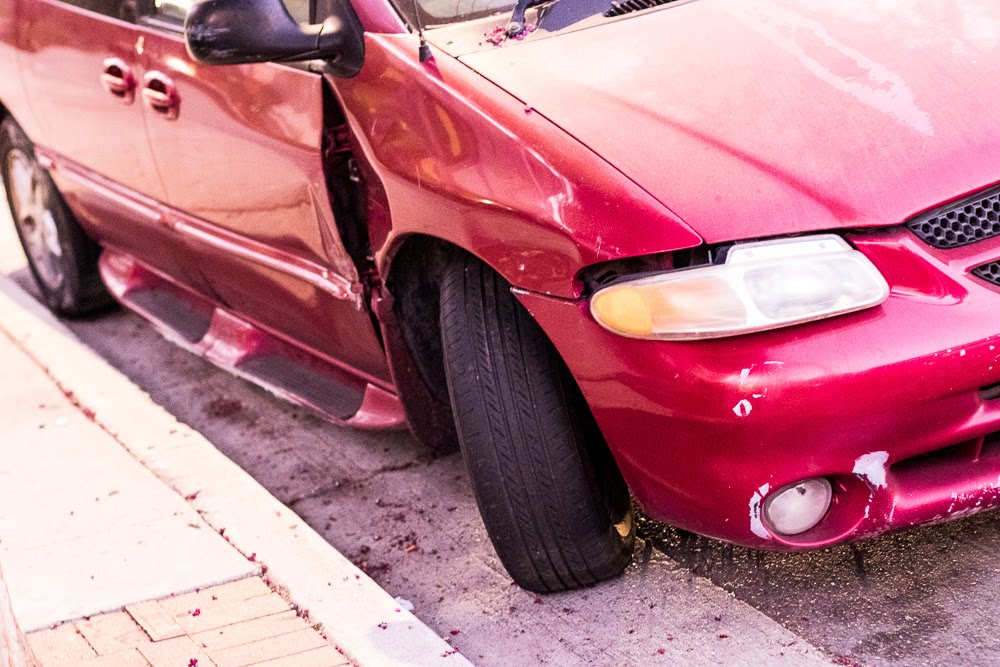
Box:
[152,0,191,22]
[59,0,139,22]
[284,0,311,22]
[152,0,312,24]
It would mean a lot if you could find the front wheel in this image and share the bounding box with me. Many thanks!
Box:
[0,118,112,316]
[440,254,635,593]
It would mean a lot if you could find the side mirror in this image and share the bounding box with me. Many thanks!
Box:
[184,0,365,77]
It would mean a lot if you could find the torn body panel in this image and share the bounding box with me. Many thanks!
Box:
[329,33,702,300]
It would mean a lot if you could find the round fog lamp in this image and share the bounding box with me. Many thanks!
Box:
[764,478,832,536]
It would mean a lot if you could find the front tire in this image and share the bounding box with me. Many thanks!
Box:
[0,118,112,316]
[440,254,635,593]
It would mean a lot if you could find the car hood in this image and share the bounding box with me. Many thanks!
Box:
[461,0,1000,243]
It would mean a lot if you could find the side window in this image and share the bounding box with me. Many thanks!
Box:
[152,0,190,23]
[59,0,139,22]
[150,0,312,25]
[284,0,312,23]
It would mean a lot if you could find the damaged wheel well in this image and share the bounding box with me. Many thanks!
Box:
[316,85,459,449]
[321,83,375,275]
[381,235,463,451]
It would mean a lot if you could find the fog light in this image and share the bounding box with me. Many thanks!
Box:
[764,478,832,536]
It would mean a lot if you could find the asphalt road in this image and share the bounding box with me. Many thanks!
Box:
[8,224,1000,665]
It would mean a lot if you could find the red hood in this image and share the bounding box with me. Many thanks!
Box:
[461,0,1000,243]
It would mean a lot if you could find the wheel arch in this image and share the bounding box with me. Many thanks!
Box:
[382,232,523,401]
[379,232,613,461]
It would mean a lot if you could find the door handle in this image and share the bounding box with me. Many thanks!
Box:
[141,71,180,120]
[100,58,136,103]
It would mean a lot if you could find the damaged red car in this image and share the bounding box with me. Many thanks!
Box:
[3,0,1000,592]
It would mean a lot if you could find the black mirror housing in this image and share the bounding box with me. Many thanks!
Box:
[184,0,365,77]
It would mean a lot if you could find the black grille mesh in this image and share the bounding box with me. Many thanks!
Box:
[907,186,1000,249]
[973,261,1000,287]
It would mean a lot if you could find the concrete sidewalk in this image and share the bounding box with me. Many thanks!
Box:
[1,329,350,666]
[0,329,257,631]
[0,229,468,664]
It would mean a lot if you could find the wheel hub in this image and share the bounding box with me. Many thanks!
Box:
[6,149,64,290]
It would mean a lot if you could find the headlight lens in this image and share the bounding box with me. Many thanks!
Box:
[590,235,889,340]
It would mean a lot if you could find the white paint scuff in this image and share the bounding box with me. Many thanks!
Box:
[853,451,890,489]
[733,399,753,417]
[749,483,772,539]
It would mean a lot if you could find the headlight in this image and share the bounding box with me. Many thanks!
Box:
[590,235,889,340]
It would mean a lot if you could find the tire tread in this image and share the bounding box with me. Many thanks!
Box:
[440,255,633,593]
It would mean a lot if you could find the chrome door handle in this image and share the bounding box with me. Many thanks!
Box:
[100,57,136,103]
[141,71,180,120]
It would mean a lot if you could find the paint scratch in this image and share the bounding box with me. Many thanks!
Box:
[853,451,889,489]
[749,483,771,539]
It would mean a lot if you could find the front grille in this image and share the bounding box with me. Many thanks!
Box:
[907,184,1000,249]
[973,260,1000,287]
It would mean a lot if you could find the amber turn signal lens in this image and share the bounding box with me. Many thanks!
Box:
[590,287,654,337]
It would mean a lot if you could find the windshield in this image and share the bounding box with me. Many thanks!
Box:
[399,0,519,28]
[394,0,668,40]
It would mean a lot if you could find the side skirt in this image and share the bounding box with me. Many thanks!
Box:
[99,249,406,430]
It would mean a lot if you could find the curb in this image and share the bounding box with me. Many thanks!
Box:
[0,275,471,667]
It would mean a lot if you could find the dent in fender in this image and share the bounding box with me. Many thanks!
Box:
[330,33,702,299]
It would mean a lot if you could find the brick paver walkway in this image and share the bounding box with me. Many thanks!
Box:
[26,577,351,667]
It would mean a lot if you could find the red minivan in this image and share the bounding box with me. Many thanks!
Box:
[4,0,1000,592]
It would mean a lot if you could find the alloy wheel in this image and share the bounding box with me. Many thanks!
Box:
[6,149,64,291]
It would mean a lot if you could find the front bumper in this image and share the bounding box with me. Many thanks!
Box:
[516,228,1000,549]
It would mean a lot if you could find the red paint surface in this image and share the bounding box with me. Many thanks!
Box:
[462,1,1000,244]
[332,33,701,298]
[3,0,1000,548]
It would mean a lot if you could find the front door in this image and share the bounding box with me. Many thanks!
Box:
[134,0,391,384]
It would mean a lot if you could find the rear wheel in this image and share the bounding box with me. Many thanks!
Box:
[0,118,112,316]
[440,254,635,593]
